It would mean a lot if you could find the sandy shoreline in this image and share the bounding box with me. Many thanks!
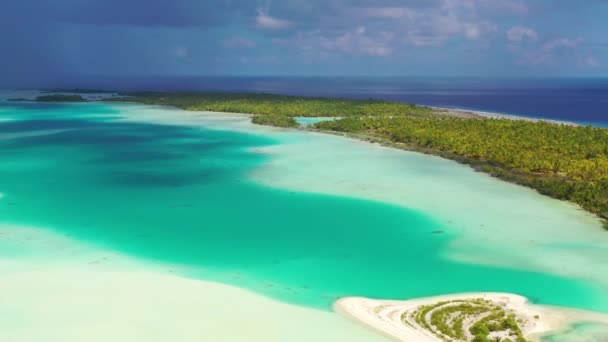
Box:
[430,106,580,126]
[335,293,608,342]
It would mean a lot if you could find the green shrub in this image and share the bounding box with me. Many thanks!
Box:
[251,115,299,128]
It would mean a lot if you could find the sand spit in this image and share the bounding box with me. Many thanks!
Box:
[431,106,579,126]
[0,268,387,342]
[336,293,608,342]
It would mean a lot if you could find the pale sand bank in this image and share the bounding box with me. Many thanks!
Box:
[0,268,386,342]
[0,225,388,342]
[336,293,608,342]
[431,106,579,126]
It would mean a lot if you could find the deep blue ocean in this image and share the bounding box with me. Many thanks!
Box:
[39,76,608,126]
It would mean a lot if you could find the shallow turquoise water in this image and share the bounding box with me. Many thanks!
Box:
[543,323,608,341]
[294,117,337,126]
[0,101,607,312]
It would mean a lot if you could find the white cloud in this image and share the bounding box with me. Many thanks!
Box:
[256,0,521,59]
[581,56,600,67]
[474,0,529,14]
[405,34,447,47]
[463,22,497,40]
[174,47,189,58]
[382,1,500,46]
[356,7,415,19]
[256,9,293,30]
[507,26,538,42]
[542,37,581,51]
[513,37,583,65]
[281,26,396,57]
[319,26,395,57]
[223,36,257,48]
[400,14,496,46]
[463,23,482,40]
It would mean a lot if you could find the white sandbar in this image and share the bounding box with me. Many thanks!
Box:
[336,293,608,342]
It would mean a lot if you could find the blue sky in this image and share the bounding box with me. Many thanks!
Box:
[2,0,607,85]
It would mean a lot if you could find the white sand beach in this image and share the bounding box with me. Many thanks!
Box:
[431,106,580,126]
[336,293,608,342]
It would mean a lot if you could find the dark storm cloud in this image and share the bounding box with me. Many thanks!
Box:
[1,1,59,85]
[0,0,450,33]
[61,0,258,27]
[2,0,258,27]
[1,0,264,85]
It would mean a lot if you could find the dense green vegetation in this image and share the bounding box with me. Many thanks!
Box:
[251,114,299,128]
[414,300,451,332]
[469,311,526,342]
[35,94,86,102]
[107,92,434,117]
[409,299,528,342]
[45,88,114,94]
[315,116,608,225]
[432,303,486,339]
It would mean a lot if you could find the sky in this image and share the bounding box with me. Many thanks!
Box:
[2,0,608,85]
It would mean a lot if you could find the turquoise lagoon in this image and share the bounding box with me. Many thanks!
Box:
[294,116,338,127]
[1,101,607,318]
[543,323,608,341]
